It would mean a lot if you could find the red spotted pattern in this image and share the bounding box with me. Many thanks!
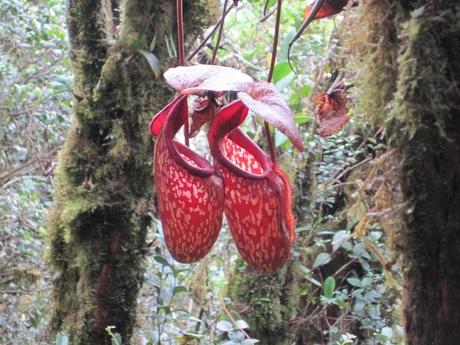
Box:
[152,96,224,263]
[154,134,224,263]
[209,101,296,274]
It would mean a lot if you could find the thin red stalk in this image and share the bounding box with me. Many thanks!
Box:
[211,0,228,64]
[266,0,281,83]
[220,295,254,345]
[176,0,185,67]
[259,0,284,23]
[287,0,327,72]
[264,121,276,163]
[264,0,282,163]
[176,0,189,145]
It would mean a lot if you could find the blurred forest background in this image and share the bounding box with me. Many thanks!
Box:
[2,0,459,344]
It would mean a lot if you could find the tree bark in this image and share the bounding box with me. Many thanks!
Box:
[47,0,218,344]
[395,2,460,342]
[344,0,460,343]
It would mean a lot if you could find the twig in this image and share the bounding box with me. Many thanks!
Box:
[1,174,49,189]
[220,295,254,345]
[263,0,283,163]
[211,0,229,64]
[9,107,47,174]
[187,4,235,61]
[287,0,327,73]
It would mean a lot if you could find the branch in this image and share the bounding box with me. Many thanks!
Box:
[66,0,108,91]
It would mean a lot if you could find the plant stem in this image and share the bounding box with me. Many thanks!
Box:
[266,0,281,83]
[187,4,235,61]
[220,295,254,345]
[176,0,185,67]
[211,0,229,64]
[264,0,283,163]
[176,0,189,145]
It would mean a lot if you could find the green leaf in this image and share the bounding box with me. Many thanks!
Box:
[173,285,187,295]
[346,277,362,287]
[153,255,171,267]
[149,35,157,51]
[228,331,245,343]
[134,14,155,49]
[361,277,372,287]
[235,319,250,329]
[332,230,349,252]
[334,300,350,310]
[307,276,323,287]
[177,314,202,322]
[294,115,312,124]
[323,276,335,299]
[242,339,260,345]
[138,50,161,78]
[183,331,205,338]
[296,225,311,233]
[278,28,296,62]
[216,320,234,332]
[380,326,393,340]
[275,130,289,148]
[265,0,277,10]
[312,252,331,269]
[111,333,122,345]
[158,305,171,314]
[299,84,312,97]
[367,137,377,145]
[56,333,69,345]
[275,71,296,92]
[272,61,293,83]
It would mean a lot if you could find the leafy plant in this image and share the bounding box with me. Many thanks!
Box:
[150,64,301,274]
[216,319,259,345]
[1,0,71,342]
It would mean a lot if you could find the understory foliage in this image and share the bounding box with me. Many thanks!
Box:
[1,0,406,344]
[0,0,71,343]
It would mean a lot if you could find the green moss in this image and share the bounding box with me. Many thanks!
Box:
[48,1,221,343]
[339,1,460,340]
[227,260,302,345]
[342,0,455,143]
[66,0,108,92]
[183,0,220,37]
[391,7,452,141]
[338,0,400,130]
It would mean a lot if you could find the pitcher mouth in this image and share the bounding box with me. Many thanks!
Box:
[208,100,273,180]
[151,94,215,178]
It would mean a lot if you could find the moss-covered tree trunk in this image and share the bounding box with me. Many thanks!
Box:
[230,0,460,343]
[47,1,217,344]
[227,260,303,345]
[393,1,460,343]
[346,0,460,343]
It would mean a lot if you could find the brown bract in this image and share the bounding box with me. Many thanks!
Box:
[314,86,352,137]
[189,92,222,138]
[304,0,350,20]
